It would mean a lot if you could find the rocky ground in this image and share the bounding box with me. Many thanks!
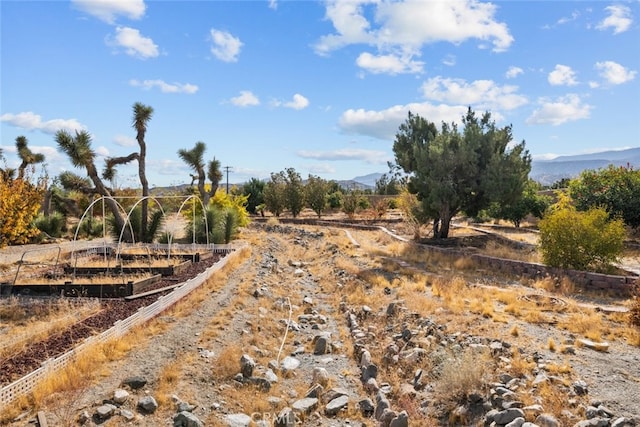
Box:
[1,221,640,427]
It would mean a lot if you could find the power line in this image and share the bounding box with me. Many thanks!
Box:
[224,166,233,193]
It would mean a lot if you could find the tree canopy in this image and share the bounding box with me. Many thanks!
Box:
[392,108,531,238]
[569,164,640,229]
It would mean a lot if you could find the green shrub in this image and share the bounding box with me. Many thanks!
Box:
[327,191,343,209]
[538,193,625,272]
[76,216,104,239]
[34,212,66,238]
[186,206,239,244]
[107,207,163,243]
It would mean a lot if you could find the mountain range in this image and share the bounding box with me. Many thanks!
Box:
[152,147,639,193]
[345,147,640,189]
[528,147,639,186]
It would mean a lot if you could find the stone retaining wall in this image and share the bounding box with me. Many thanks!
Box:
[441,246,636,297]
[255,219,638,297]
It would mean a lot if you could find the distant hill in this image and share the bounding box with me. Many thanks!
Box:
[336,173,382,191]
[530,147,640,186]
[150,148,639,194]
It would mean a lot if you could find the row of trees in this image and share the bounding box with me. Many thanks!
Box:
[2,106,639,271]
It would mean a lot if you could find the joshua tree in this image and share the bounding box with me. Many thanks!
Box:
[178,141,222,206]
[56,129,130,240]
[15,136,45,180]
[103,102,155,241]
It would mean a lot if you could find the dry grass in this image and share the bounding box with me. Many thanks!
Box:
[558,310,605,339]
[155,358,183,407]
[508,349,536,378]
[483,240,540,263]
[435,348,491,402]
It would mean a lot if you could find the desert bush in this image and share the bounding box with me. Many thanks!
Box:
[76,215,105,239]
[34,212,66,238]
[0,174,44,247]
[538,193,625,272]
[435,347,489,402]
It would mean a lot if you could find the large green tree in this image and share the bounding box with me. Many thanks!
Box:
[241,177,265,215]
[284,168,305,218]
[393,108,531,238]
[263,171,286,217]
[488,179,551,227]
[305,175,330,218]
[569,164,640,229]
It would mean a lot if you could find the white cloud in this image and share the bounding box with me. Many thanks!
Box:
[129,79,198,93]
[442,54,456,67]
[95,146,110,157]
[209,29,242,62]
[71,0,145,24]
[146,159,191,177]
[421,76,528,111]
[308,164,337,174]
[356,52,424,74]
[588,81,600,89]
[268,0,278,10]
[556,10,580,26]
[297,148,389,164]
[595,61,637,85]
[0,111,87,134]
[338,102,467,140]
[314,0,514,68]
[596,5,632,34]
[108,26,159,59]
[230,91,260,107]
[277,94,310,110]
[114,135,136,147]
[548,64,578,86]
[526,94,593,126]
[542,10,580,29]
[505,66,523,79]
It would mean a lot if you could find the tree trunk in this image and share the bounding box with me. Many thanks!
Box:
[438,215,451,239]
[87,164,130,242]
[42,189,51,217]
[139,143,149,241]
[198,171,208,206]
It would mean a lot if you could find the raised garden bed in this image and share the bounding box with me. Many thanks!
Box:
[2,273,162,298]
[64,259,193,277]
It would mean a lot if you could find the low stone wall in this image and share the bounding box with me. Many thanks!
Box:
[467,251,636,297]
[254,218,638,297]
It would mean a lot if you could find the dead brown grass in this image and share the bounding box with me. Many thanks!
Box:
[435,348,491,402]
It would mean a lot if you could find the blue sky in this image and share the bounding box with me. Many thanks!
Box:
[1,0,639,188]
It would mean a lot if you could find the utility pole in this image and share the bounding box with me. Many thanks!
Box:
[224,166,233,193]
